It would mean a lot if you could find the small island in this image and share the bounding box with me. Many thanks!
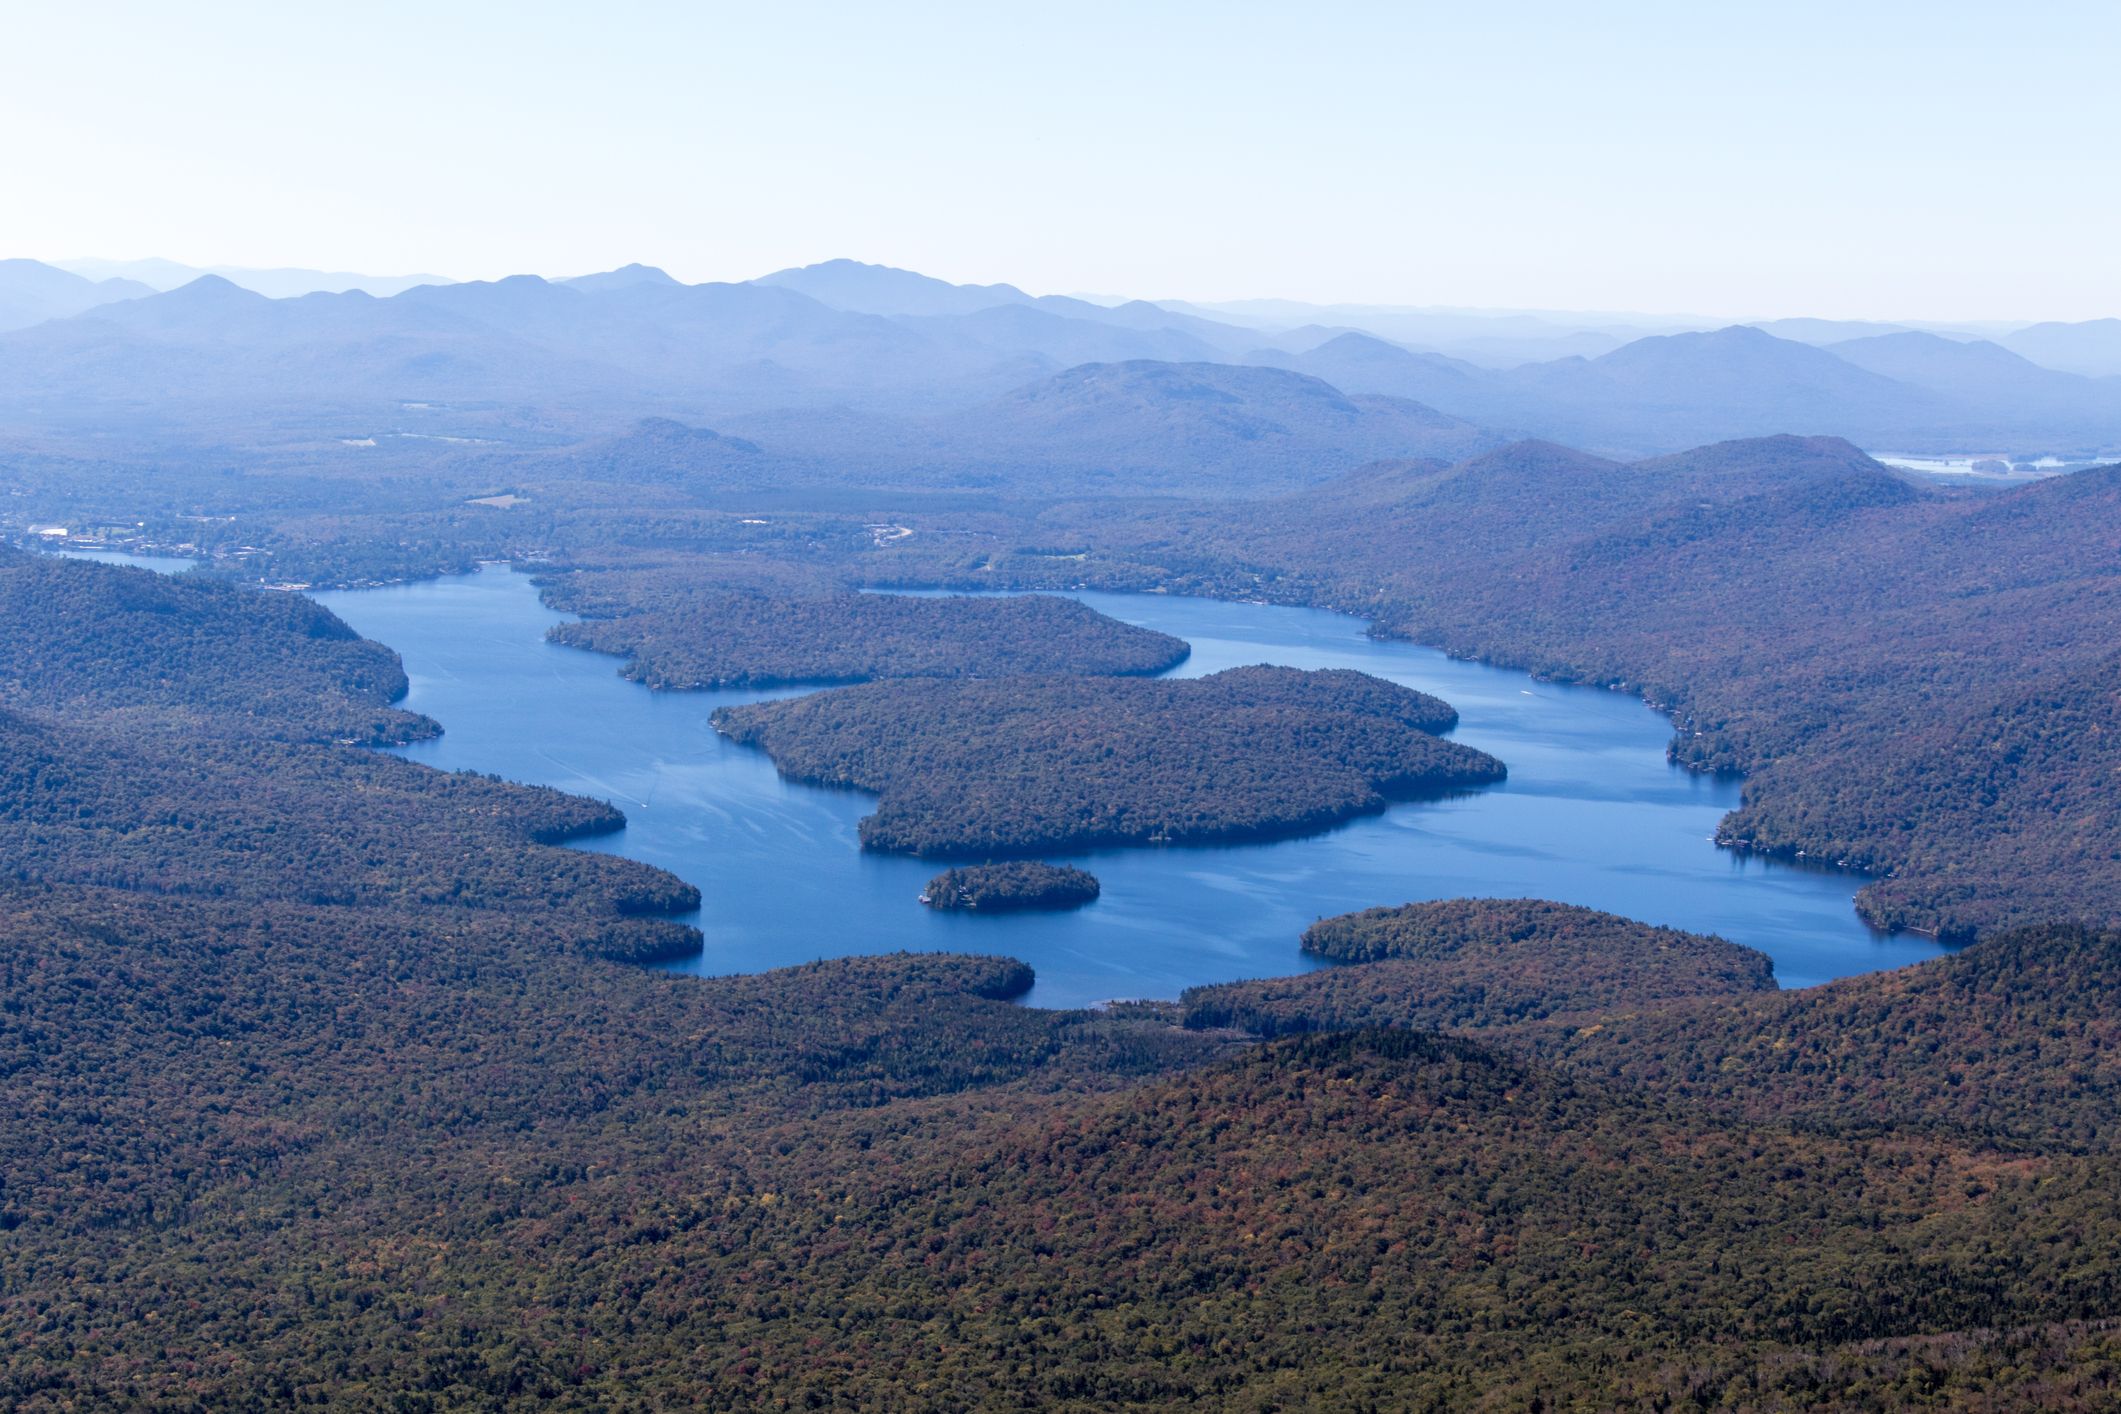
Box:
[922,862,1101,913]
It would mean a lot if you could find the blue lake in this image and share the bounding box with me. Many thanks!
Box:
[306,564,1948,1007]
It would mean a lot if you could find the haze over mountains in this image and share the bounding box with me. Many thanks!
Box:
[52,257,456,300]
[0,259,155,332]
[1,255,2117,469]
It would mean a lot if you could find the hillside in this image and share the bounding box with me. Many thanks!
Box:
[0,548,432,742]
[1537,922,2121,1151]
[1181,898,1775,1035]
[924,360,1500,493]
[1827,330,2121,431]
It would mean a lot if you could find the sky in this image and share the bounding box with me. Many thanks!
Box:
[4,1,2116,321]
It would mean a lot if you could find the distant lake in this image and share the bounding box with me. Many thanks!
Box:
[57,548,202,574]
[309,566,1946,1007]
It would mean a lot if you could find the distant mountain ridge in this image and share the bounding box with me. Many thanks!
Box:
[55,257,455,299]
[924,360,1499,492]
[0,259,156,333]
[2001,317,2121,379]
[755,258,1032,316]
[0,256,2117,460]
[543,362,1500,499]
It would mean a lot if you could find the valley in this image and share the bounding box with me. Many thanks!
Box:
[11,9,2121,1405]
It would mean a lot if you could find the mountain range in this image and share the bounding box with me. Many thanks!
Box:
[0,258,156,332]
[53,256,455,300]
[0,255,2116,464]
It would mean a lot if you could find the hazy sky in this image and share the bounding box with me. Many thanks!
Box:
[5,1,2116,320]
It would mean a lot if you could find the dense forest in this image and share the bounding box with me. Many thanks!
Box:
[712,665,1501,855]
[923,861,1102,912]
[1181,898,1776,1035]
[0,547,436,743]
[544,578,1188,688]
[0,552,700,941]
[10,557,2121,1404]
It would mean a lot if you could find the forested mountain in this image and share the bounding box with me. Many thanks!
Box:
[1253,322,2121,456]
[758,259,1262,352]
[567,363,1501,498]
[755,257,1036,316]
[1827,330,2121,427]
[56,256,454,298]
[1275,326,1954,453]
[1252,331,1496,415]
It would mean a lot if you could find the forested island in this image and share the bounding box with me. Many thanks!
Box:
[545,581,1188,688]
[923,861,1101,912]
[712,664,1502,855]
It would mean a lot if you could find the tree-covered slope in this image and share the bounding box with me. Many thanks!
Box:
[0,547,433,742]
[1535,922,2121,1152]
[1181,898,1775,1035]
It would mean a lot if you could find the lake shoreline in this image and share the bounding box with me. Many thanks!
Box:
[302,565,1934,1006]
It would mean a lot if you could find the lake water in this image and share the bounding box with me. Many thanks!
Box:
[58,548,203,574]
[305,565,1946,1007]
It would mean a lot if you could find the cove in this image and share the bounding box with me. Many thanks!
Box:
[313,565,1948,1008]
